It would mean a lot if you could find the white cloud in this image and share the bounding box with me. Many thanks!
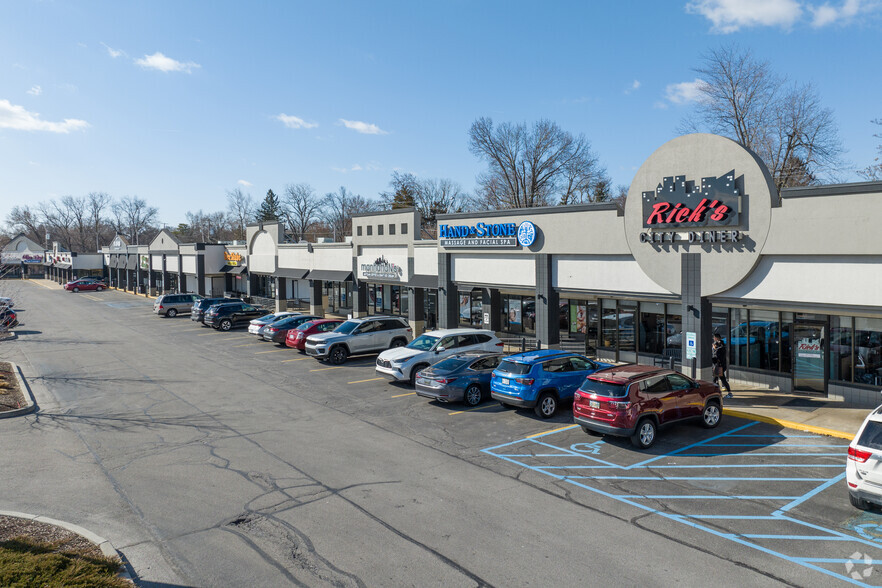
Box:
[237,179,253,187]
[686,0,803,32]
[331,162,380,173]
[135,52,200,73]
[275,114,318,129]
[810,0,870,26]
[27,85,42,96]
[0,99,89,133]
[665,79,706,104]
[624,80,641,94]
[338,118,388,135]
[101,42,125,58]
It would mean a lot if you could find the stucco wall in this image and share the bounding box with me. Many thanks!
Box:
[413,243,439,276]
[554,255,672,295]
[452,254,535,288]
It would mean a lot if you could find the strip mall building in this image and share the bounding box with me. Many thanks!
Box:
[77,134,882,406]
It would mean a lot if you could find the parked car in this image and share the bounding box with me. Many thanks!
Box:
[305,315,412,365]
[153,293,202,317]
[490,350,613,418]
[286,319,344,351]
[204,302,267,331]
[376,328,503,384]
[64,278,106,292]
[0,297,13,308]
[847,405,882,510]
[573,364,723,449]
[248,312,301,335]
[415,351,503,406]
[192,297,236,323]
[261,315,320,344]
[0,308,18,329]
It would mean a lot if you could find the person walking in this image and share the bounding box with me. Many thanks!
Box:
[712,333,732,399]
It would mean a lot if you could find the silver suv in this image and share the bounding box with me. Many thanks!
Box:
[305,315,412,365]
[153,293,202,317]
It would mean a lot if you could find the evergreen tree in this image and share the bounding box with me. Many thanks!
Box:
[256,189,282,221]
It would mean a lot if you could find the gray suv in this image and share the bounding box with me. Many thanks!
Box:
[154,293,202,317]
[305,315,412,365]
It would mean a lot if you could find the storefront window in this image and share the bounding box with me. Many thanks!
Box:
[855,317,882,386]
[780,312,793,373]
[459,291,472,326]
[665,304,682,363]
[507,296,523,332]
[600,299,617,349]
[523,297,535,335]
[639,302,665,355]
[470,291,482,327]
[424,290,437,331]
[750,310,780,371]
[618,301,637,352]
[730,308,749,368]
[830,315,852,383]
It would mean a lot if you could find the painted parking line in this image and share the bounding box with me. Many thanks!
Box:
[221,335,251,341]
[26,280,55,289]
[348,377,385,384]
[526,424,579,439]
[448,405,501,416]
[197,332,218,337]
[310,366,346,372]
[232,342,262,348]
[255,349,286,354]
[282,357,309,362]
[391,392,416,398]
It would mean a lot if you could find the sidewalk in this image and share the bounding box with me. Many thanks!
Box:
[723,383,877,439]
[24,278,63,290]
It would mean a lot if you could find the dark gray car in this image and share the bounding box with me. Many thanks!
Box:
[414,351,503,406]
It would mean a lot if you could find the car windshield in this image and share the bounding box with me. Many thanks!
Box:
[858,421,882,451]
[408,335,439,351]
[580,379,629,398]
[334,320,360,334]
[497,360,532,375]
[431,357,470,372]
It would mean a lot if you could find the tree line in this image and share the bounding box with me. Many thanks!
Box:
[3,45,877,252]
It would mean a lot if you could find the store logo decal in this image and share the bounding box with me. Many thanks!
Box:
[642,171,742,229]
[360,256,404,280]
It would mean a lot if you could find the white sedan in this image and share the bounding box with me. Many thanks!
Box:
[375,328,503,384]
[847,404,882,510]
[247,312,300,335]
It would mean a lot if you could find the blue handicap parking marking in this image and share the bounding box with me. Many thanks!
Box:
[483,420,882,586]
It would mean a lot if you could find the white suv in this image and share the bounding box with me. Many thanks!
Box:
[847,404,882,510]
[376,328,503,384]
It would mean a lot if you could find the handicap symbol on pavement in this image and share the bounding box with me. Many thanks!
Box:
[570,441,604,455]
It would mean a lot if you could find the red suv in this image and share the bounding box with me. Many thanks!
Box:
[286,319,344,351]
[573,364,723,449]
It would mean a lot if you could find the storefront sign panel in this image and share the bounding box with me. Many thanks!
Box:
[360,256,405,281]
[440,221,538,248]
[642,172,742,229]
[140,255,149,270]
[224,251,243,266]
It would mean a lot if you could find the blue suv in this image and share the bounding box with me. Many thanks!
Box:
[490,350,612,418]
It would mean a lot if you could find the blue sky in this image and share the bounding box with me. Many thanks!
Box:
[1,0,880,227]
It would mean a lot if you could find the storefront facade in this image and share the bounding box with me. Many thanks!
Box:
[1,234,46,279]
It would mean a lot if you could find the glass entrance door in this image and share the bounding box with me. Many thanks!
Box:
[792,322,826,394]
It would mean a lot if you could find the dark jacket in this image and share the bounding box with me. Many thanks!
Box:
[711,341,728,369]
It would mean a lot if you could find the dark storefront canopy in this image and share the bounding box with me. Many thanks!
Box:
[306,270,353,282]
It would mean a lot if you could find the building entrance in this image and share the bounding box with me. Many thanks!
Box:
[792,321,826,394]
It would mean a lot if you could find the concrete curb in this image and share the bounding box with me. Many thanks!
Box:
[0,362,36,419]
[723,408,853,440]
[0,510,133,583]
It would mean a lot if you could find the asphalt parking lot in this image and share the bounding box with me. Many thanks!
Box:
[2,281,880,586]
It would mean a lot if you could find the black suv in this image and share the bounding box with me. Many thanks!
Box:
[204,302,266,331]
[191,297,237,324]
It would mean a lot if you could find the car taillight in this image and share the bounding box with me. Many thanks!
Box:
[849,446,872,463]
[515,378,534,385]
[406,328,412,332]
[158,305,163,309]
[267,328,277,333]
[495,342,504,347]
[610,401,631,410]
[434,377,455,384]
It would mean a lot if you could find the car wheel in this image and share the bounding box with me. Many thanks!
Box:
[463,384,483,407]
[219,319,232,331]
[329,346,348,365]
[96,286,103,291]
[409,363,429,385]
[701,402,722,429]
[631,418,657,449]
[73,287,79,293]
[390,338,406,349]
[534,392,558,419]
[581,425,603,437]
[850,493,872,511]
[167,308,178,318]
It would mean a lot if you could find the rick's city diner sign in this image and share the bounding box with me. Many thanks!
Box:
[639,171,745,244]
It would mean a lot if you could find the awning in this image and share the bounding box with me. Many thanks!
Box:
[127,254,138,269]
[306,270,353,282]
[275,268,309,280]
[221,264,248,275]
[409,274,438,289]
[109,256,120,269]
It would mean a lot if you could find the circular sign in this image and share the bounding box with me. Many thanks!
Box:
[517,221,536,247]
[624,134,777,296]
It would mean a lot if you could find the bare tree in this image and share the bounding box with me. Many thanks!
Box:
[5,206,45,245]
[88,192,113,252]
[468,117,608,209]
[112,196,158,245]
[683,45,843,190]
[859,119,882,181]
[226,188,254,241]
[282,183,323,242]
[379,172,468,225]
[322,187,378,241]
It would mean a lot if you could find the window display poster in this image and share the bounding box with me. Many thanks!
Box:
[460,294,471,321]
[570,303,587,334]
[508,299,522,326]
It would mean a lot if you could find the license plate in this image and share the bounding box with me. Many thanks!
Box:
[501,378,510,385]
[589,400,600,409]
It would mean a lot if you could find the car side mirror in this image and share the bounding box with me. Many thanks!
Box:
[435,346,445,354]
